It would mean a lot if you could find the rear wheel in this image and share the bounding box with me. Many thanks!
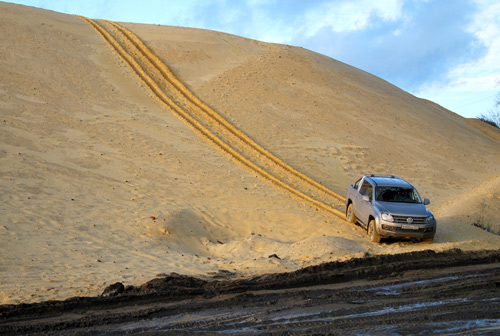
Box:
[346,203,357,224]
[368,219,381,243]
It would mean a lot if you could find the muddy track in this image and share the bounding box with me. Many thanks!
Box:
[79,17,345,218]
[1,249,499,335]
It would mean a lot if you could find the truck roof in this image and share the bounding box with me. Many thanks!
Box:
[363,174,413,188]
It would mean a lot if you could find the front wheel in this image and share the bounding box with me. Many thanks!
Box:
[368,219,381,243]
[346,203,357,224]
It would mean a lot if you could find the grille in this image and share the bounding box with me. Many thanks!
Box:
[392,215,427,225]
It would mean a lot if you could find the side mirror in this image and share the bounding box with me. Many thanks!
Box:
[362,195,370,202]
[423,198,430,205]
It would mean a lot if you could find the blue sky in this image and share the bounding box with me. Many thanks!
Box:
[6,0,500,119]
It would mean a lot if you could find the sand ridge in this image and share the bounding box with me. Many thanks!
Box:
[1,2,499,304]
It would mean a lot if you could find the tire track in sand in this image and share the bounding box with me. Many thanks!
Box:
[80,17,346,218]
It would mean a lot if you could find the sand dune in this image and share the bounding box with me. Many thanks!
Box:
[1,2,499,304]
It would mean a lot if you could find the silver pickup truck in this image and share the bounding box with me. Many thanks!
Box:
[345,174,436,243]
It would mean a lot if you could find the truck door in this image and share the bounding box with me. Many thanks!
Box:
[357,180,374,226]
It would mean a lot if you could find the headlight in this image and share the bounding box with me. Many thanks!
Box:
[381,213,394,222]
[426,215,434,223]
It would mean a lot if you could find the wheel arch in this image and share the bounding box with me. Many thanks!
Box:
[366,214,377,230]
[345,198,353,213]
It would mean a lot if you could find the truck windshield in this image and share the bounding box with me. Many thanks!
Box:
[375,187,422,203]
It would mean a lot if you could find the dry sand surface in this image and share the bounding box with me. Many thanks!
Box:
[1,2,499,305]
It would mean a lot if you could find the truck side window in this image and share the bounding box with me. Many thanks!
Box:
[367,184,373,199]
[359,181,373,199]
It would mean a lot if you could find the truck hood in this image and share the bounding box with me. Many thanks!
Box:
[375,202,431,217]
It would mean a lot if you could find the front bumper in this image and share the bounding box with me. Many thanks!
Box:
[378,219,436,239]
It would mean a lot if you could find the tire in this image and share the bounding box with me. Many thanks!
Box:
[346,203,357,224]
[368,219,381,243]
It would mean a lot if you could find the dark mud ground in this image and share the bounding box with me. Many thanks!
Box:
[1,249,500,335]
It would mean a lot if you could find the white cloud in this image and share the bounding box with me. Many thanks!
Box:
[415,0,500,117]
[302,0,403,36]
[242,0,405,46]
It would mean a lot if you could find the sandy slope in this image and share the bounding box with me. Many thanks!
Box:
[1,2,499,304]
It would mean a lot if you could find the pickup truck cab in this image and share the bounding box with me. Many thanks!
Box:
[345,174,436,243]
